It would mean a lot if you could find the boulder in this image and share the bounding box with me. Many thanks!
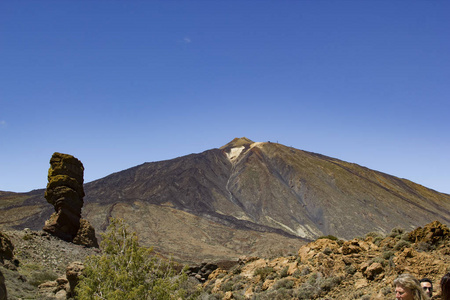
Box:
[187,262,218,282]
[342,239,363,255]
[73,219,99,248]
[363,262,384,280]
[66,261,85,297]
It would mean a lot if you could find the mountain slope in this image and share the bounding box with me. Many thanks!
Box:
[1,138,449,263]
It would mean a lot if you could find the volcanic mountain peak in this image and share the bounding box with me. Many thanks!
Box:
[220,137,263,161]
[1,138,450,264]
[220,137,254,150]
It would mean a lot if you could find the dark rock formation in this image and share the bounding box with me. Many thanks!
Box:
[66,261,85,298]
[187,262,219,282]
[0,270,6,300]
[73,219,99,248]
[0,232,14,263]
[43,152,98,247]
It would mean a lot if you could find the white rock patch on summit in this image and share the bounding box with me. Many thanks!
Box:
[226,146,245,161]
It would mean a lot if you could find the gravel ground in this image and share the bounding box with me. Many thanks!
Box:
[1,229,99,299]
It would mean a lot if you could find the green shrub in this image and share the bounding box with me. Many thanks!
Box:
[345,264,357,275]
[221,281,234,292]
[318,235,338,241]
[365,231,384,239]
[389,227,404,238]
[307,272,320,285]
[294,283,318,299]
[394,239,411,251]
[317,276,341,292]
[29,270,58,287]
[231,265,242,275]
[292,269,301,278]
[279,266,289,278]
[300,266,311,276]
[22,234,33,241]
[272,278,294,290]
[371,256,387,267]
[254,266,275,281]
[382,250,395,260]
[75,218,197,299]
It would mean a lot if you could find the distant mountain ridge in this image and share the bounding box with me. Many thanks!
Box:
[1,137,449,263]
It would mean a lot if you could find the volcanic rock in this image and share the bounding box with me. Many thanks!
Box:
[0,232,14,263]
[66,261,85,297]
[72,219,99,248]
[407,220,450,246]
[43,152,98,247]
[0,270,6,300]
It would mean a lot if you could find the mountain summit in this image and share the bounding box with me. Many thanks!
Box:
[1,138,449,263]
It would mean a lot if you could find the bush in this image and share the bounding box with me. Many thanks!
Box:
[29,270,58,287]
[389,227,404,238]
[279,266,289,278]
[272,278,294,290]
[365,231,384,239]
[317,276,342,292]
[318,235,338,241]
[394,239,411,251]
[75,218,198,299]
[382,250,395,260]
[345,264,357,275]
[254,266,275,281]
[292,269,301,278]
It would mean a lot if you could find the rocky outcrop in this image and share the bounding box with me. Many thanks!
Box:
[43,152,98,247]
[187,262,219,282]
[203,221,450,299]
[0,270,6,300]
[72,219,99,248]
[66,261,84,297]
[407,220,450,247]
[0,232,14,263]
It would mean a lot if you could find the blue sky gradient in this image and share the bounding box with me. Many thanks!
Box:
[1,1,449,194]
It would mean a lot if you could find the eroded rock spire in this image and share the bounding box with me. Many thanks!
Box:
[43,152,98,247]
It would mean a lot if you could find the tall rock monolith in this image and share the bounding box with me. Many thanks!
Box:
[43,152,98,247]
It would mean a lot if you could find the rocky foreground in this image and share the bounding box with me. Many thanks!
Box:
[0,221,449,299]
[202,220,450,299]
[0,229,98,299]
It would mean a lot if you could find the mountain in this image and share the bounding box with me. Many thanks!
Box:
[1,138,449,263]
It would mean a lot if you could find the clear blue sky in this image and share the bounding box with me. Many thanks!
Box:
[1,1,449,194]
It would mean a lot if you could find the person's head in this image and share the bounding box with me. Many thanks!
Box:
[420,278,433,297]
[441,273,450,300]
[393,273,428,300]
